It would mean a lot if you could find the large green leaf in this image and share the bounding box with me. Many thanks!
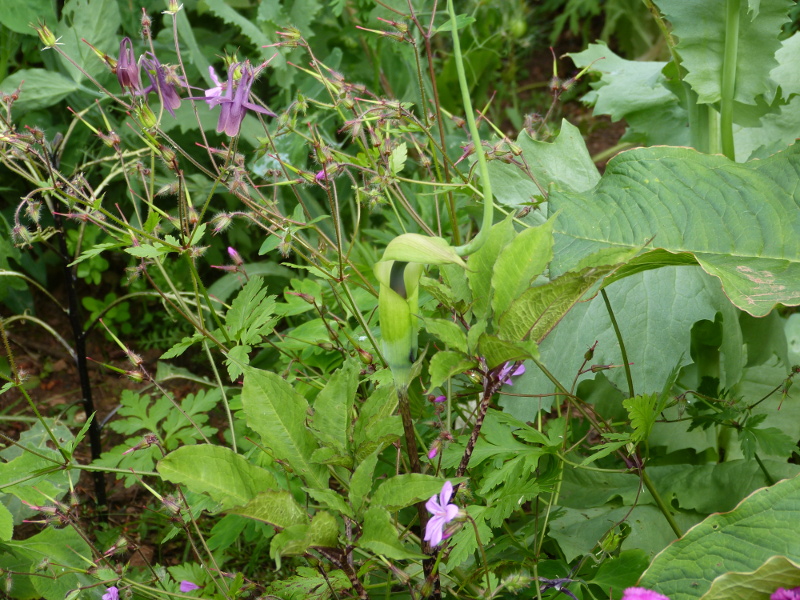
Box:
[232,490,309,530]
[241,368,329,490]
[310,358,359,453]
[487,120,600,209]
[358,507,425,560]
[491,220,554,317]
[56,0,121,83]
[0,527,93,600]
[157,445,278,511]
[639,474,800,600]
[0,69,81,114]
[502,267,743,421]
[702,555,800,600]
[569,42,689,147]
[549,143,800,316]
[656,0,791,106]
[467,216,515,318]
[0,0,56,35]
[372,474,459,511]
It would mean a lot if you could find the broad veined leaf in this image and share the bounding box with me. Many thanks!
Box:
[569,43,689,147]
[0,0,56,35]
[427,350,477,391]
[503,267,743,421]
[56,0,121,83]
[310,358,359,453]
[496,247,639,345]
[701,555,800,600]
[491,220,554,317]
[656,0,791,106]
[549,143,800,316]
[157,445,278,511]
[241,368,329,490]
[358,507,425,560]
[487,120,600,209]
[0,69,81,114]
[467,216,515,318]
[640,474,800,600]
[231,490,309,530]
[372,474,462,511]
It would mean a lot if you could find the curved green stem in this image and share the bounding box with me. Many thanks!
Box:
[447,0,494,257]
[642,468,683,538]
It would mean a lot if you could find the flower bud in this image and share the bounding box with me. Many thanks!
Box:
[117,38,140,91]
[135,104,157,129]
[34,21,58,48]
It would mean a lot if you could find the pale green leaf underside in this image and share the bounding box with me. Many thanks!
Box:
[550,143,800,316]
[157,445,278,511]
[242,368,329,490]
[640,474,800,600]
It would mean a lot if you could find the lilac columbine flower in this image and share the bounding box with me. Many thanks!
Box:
[180,581,200,593]
[139,53,184,117]
[497,361,525,386]
[117,38,140,91]
[772,588,800,600]
[205,61,275,137]
[621,588,671,600]
[424,481,459,547]
[102,587,119,600]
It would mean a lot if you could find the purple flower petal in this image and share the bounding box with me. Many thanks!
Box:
[772,588,800,600]
[180,580,200,593]
[102,587,119,600]
[621,588,671,600]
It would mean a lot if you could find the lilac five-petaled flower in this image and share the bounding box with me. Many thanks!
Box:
[205,61,275,137]
[140,53,184,117]
[772,588,800,600]
[102,587,119,600]
[180,580,200,593]
[424,480,459,547]
[497,361,525,386]
[621,588,671,600]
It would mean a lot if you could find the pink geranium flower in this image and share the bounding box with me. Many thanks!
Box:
[424,481,459,546]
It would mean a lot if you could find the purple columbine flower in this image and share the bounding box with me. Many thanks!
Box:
[180,580,200,593]
[102,587,119,600]
[772,588,800,600]
[621,588,671,600]
[497,361,525,386]
[139,53,184,117]
[205,60,275,137]
[116,38,140,91]
[424,480,459,547]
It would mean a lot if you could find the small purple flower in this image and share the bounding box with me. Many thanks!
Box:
[205,60,275,137]
[116,38,140,91]
[315,170,327,182]
[621,588,671,600]
[227,246,243,266]
[102,587,119,600]
[139,53,184,117]
[432,395,447,403]
[424,481,459,547]
[772,588,800,600]
[497,361,525,386]
[427,441,439,460]
[180,580,200,593]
